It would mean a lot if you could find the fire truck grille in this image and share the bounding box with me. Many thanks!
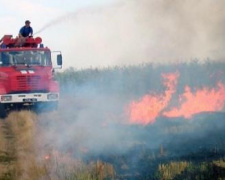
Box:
[16,76,41,90]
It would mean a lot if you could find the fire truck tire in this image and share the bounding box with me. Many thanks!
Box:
[0,104,7,119]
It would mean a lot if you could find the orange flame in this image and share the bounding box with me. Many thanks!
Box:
[127,71,225,125]
[128,72,179,125]
[44,155,50,160]
[163,82,225,118]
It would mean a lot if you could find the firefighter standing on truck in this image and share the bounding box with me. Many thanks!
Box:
[18,20,33,46]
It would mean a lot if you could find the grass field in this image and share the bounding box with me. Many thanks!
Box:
[0,61,225,179]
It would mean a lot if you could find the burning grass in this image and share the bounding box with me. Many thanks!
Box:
[1,111,116,180]
[0,61,225,179]
[53,61,225,179]
[35,107,225,179]
[44,153,116,180]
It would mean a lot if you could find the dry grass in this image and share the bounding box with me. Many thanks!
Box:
[37,111,116,180]
[0,120,9,177]
[6,110,45,180]
[7,111,36,150]
[3,110,116,180]
[2,110,225,180]
[0,121,6,153]
[44,151,116,180]
[213,159,225,168]
[158,161,190,180]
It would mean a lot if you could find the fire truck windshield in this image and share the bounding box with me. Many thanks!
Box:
[0,51,51,66]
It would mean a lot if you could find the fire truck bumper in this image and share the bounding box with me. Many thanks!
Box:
[0,93,59,104]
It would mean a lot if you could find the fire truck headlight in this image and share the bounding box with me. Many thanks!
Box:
[47,93,59,100]
[1,95,12,102]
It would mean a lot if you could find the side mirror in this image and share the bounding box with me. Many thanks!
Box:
[57,54,62,66]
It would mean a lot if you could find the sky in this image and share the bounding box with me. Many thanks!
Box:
[0,0,117,69]
[0,0,225,69]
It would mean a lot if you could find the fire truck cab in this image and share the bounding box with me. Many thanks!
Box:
[0,35,62,118]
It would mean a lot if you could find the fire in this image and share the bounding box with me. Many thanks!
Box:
[128,72,179,125]
[127,71,225,125]
[44,155,50,160]
[163,82,225,118]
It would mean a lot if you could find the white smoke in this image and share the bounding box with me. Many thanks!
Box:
[37,0,225,68]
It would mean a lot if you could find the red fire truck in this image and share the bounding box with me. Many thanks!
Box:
[0,35,62,118]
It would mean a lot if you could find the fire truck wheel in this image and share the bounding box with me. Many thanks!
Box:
[0,104,7,119]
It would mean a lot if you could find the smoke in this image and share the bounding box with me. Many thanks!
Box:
[30,61,225,179]
[29,0,225,178]
[36,0,225,68]
[38,62,225,151]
